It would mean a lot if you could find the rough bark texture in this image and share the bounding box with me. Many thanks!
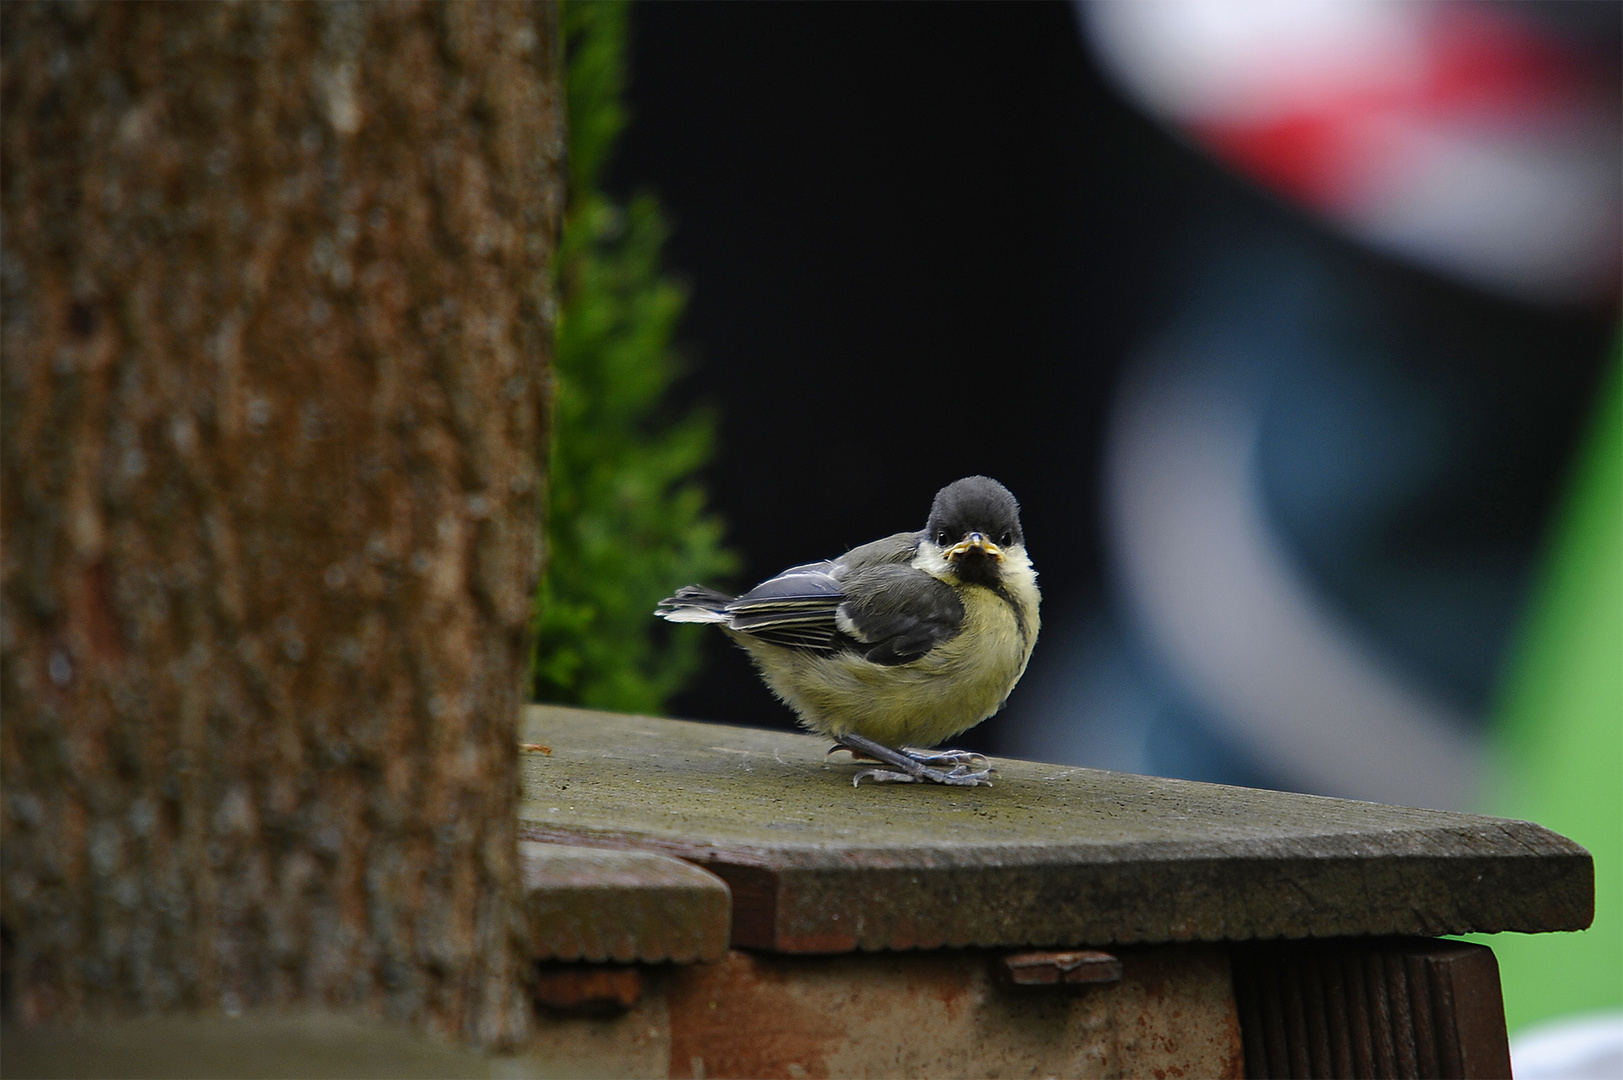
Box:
[1,1,561,1045]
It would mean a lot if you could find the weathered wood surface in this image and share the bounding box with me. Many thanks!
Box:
[1231,938,1512,1080]
[656,945,1241,1080]
[518,707,1593,954]
[521,842,730,964]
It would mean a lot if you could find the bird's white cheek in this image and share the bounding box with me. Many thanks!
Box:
[911,544,951,577]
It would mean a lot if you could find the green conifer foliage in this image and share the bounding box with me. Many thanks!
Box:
[533,0,737,713]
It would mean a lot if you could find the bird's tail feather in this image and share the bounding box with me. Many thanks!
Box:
[655,585,735,623]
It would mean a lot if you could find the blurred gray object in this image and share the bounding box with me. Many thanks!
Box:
[1511,1011,1623,1080]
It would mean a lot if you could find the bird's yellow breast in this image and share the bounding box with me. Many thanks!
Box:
[736,562,1040,749]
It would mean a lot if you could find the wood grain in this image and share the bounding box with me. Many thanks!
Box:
[521,842,730,963]
[519,706,1593,953]
[1231,938,1512,1079]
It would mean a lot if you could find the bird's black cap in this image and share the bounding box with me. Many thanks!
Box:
[925,476,1024,547]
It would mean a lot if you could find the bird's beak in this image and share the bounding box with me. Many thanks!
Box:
[944,532,1004,563]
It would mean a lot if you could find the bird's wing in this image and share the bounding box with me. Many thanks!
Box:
[723,560,845,648]
[834,563,965,666]
[835,531,926,570]
[723,532,928,649]
[703,533,949,655]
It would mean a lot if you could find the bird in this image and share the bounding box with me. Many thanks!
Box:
[656,476,1039,787]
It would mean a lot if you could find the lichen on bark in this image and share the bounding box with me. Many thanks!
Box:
[1,1,562,1045]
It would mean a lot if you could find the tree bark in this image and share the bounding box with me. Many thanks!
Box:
[1,1,561,1045]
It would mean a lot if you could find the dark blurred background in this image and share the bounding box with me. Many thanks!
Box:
[612,0,1168,658]
[610,0,1616,796]
[579,0,1623,1050]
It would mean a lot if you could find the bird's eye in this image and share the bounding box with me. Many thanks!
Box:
[936,530,951,545]
[998,531,1012,546]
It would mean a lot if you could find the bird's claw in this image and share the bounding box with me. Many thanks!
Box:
[851,764,995,788]
[835,734,995,787]
[830,743,992,769]
[901,746,991,769]
[851,767,915,786]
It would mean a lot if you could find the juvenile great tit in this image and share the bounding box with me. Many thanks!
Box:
[656,476,1040,787]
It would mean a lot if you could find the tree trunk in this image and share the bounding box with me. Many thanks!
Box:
[1,1,561,1045]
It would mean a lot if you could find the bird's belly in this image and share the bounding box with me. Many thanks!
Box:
[741,586,1036,748]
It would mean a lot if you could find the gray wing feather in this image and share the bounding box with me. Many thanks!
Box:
[659,532,958,660]
[836,563,964,665]
[835,531,924,571]
[722,561,843,648]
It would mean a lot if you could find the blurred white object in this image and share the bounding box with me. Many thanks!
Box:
[1511,1011,1623,1080]
[1082,0,1621,304]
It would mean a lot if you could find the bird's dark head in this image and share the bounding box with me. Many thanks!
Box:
[924,476,1025,585]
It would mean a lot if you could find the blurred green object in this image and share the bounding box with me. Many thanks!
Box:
[532,0,737,713]
[1478,348,1621,1033]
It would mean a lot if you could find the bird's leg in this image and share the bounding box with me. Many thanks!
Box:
[826,743,991,770]
[825,742,877,762]
[828,741,992,772]
[837,732,994,788]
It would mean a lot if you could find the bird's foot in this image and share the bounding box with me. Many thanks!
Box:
[851,763,994,787]
[900,746,991,770]
[826,743,992,771]
[835,733,995,788]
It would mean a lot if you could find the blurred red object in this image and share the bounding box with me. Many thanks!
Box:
[1084,0,1621,304]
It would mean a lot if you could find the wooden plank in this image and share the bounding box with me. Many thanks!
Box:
[521,842,731,964]
[1231,938,1512,1079]
[519,706,1593,953]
